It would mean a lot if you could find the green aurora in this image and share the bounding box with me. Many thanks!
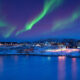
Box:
[0,0,16,38]
[0,20,8,27]
[16,0,63,35]
[1,0,80,38]
[52,10,80,32]
[2,27,16,38]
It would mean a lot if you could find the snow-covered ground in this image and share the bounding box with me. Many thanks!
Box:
[0,46,80,57]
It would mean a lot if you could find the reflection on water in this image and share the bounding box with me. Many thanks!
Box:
[0,57,3,73]
[0,56,80,80]
[47,57,51,60]
[58,56,66,80]
[72,58,77,80]
[14,55,18,62]
[58,56,66,61]
[72,58,76,62]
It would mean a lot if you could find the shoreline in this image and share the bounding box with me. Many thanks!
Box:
[0,54,80,58]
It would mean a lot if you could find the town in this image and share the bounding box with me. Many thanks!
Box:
[0,39,80,56]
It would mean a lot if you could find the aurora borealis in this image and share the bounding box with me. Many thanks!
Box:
[16,0,63,35]
[0,0,80,41]
[52,10,80,32]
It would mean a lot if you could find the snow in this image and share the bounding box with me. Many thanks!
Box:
[0,46,80,57]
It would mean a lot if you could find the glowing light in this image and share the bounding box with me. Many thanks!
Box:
[3,27,16,38]
[72,58,76,62]
[52,10,80,32]
[72,57,77,80]
[48,56,51,60]
[0,1,16,38]
[16,0,63,35]
[0,21,7,27]
[45,48,79,53]
[58,56,66,60]
[58,56,66,80]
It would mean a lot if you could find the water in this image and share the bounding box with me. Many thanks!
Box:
[0,55,80,80]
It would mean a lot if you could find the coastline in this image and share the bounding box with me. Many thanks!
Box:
[0,53,80,58]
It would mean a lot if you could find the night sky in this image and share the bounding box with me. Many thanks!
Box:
[0,0,80,41]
